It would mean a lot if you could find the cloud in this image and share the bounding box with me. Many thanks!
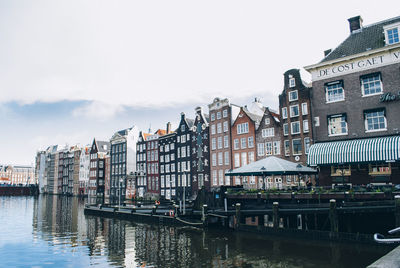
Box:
[72,101,125,120]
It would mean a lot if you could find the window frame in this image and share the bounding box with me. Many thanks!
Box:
[291,121,301,135]
[325,80,345,103]
[282,107,288,119]
[364,108,387,133]
[327,114,348,136]
[384,22,400,45]
[290,104,300,118]
[288,90,298,101]
[292,138,303,156]
[360,73,383,97]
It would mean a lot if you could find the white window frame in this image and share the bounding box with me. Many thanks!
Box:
[384,22,400,45]
[292,138,303,156]
[265,118,270,125]
[257,143,265,156]
[223,121,228,132]
[290,104,299,118]
[211,124,216,135]
[282,107,287,119]
[283,123,289,136]
[284,140,290,156]
[303,120,309,133]
[265,142,273,156]
[289,77,296,88]
[262,128,274,138]
[325,81,345,103]
[364,109,387,133]
[273,141,280,155]
[210,113,215,121]
[304,138,310,155]
[301,102,308,115]
[328,114,348,136]
[289,90,298,101]
[240,138,247,149]
[223,109,228,118]
[291,121,301,135]
[361,73,383,97]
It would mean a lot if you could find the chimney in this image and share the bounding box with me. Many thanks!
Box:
[348,16,363,33]
[166,122,171,133]
[324,49,332,57]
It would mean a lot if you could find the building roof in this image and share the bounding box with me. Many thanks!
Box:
[243,106,263,125]
[96,140,110,153]
[321,16,400,63]
[154,129,167,136]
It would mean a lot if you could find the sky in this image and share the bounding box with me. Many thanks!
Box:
[0,0,399,165]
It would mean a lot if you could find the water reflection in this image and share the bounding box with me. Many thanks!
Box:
[0,195,394,267]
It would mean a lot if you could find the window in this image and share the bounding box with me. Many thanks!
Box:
[289,90,298,101]
[303,120,309,133]
[273,141,280,155]
[257,143,265,156]
[292,139,302,155]
[283,123,289,136]
[364,109,386,132]
[181,135,186,143]
[234,153,240,167]
[211,125,216,135]
[301,103,308,115]
[384,23,400,45]
[170,143,175,150]
[181,125,185,132]
[282,107,287,119]
[289,76,295,88]
[217,123,222,133]
[217,137,222,149]
[304,138,310,154]
[217,111,221,120]
[361,73,382,96]
[224,151,229,165]
[248,136,254,148]
[328,114,348,136]
[212,170,217,186]
[265,142,272,155]
[241,152,247,166]
[211,113,215,121]
[265,118,270,125]
[249,152,255,163]
[325,81,344,103]
[240,138,247,149]
[262,128,274,137]
[290,105,299,117]
[237,123,249,134]
[223,109,228,118]
[234,139,239,150]
[218,170,224,185]
[291,121,300,134]
[224,136,229,148]
[284,140,290,156]
[211,138,216,150]
[212,153,216,166]
[223,121,228,132]
[218,152,223,166]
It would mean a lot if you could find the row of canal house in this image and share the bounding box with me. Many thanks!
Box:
[35,15,400,202]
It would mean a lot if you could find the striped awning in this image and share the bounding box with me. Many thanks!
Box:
[307,136,400,166]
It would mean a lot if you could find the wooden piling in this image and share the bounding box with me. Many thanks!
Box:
[329,199,338,233]
[202,204,208,226]
[235,203,241,229]
[273,202,279,229]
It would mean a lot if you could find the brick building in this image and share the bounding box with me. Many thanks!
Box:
[305,15,400,186]
[159,130,176,200]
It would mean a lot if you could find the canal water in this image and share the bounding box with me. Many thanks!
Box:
[0,195,394,267]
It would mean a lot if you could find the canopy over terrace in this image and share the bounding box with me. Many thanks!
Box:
[225,156,317,177]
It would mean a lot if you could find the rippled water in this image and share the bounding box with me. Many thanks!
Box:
[0,195,393,267]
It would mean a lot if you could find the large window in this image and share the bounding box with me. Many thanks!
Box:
[328,114,348,136]
[234,139,239,150]
[283,123,289,136]
[289,77,296,88]
[211,124,216,135]
[248,136,254,148]
[361,73,382,96]
[289,90,298,101]
[284,140,290,156]
[291,121,300,134]
[223,109,228,118]
[217,123,222,133]
[262,128,274,137]
[303,120,309,133]
[240,138,247,149]
[217,137,222,149]
[223,121,228,132]
[385,25,400,45]
[292,139,302,155]
[302,102,308,115]
[234,153,240,167]
[290,105,299,117]
[224,135,229,148]
[265,142,272,155]
[273,141,280,155]
[325,81,344,103]
[211,138,216,150]
[237,123,249,134]
[364,109,386,132]
[257,143,265,156]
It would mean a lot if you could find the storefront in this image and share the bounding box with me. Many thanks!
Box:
[307,136,400,186]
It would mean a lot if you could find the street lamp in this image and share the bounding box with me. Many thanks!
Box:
[260,166,266,190]
[118,177,124,208]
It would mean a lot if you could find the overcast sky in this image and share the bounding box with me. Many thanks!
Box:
[0,0,398,165]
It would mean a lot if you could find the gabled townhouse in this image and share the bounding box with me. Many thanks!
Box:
[176,113,194,202]
[35,150,47,193]
[305,15,400,186]
[109,126,138,205]
[78,145,90,196]
[136,131,150,198]
[231,106,262,188]
[45,145,59,194]
[191,107,211,195]
[208,97,241,188]
[88,139,110,204]
[279,69,313,165]
[159,131,177,200]
[104,154,111,203]
[145,129,166,199]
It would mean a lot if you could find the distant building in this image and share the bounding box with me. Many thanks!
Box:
[208,97,240,188]
[78,145,90,196]
[104,154,111,203]
[191,107,211,195]
[0,165,34,185]
[109,126,138,204]
[35,150,47,192]
[145,129,166,199]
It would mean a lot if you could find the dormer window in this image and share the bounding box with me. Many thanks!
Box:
[384,22,400,45]
[289,77,296,88]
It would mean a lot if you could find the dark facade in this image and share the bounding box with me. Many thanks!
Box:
[191,107,211,195]
[305,16,400,186]
[159,132,177,200]
[136,131,149,198]
[146,129,166,198]
[89,139,110,204]
[110,131,128,204]
[176,113,194,201]
[279,69,313,165]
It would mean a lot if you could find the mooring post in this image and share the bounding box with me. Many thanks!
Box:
[202,204,208,226]
[329,199,338,233]
[273,202,279,229]
[395,195,400,227]
[235,203,241,229]
[152,205,157,215]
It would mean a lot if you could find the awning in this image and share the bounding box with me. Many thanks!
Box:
[225,156,317,176]
[307,136,400,166]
